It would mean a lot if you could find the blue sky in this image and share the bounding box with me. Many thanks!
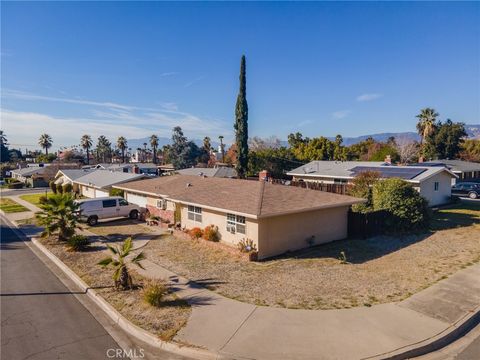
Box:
[1,1,479,150]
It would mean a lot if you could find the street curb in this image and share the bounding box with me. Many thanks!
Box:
[30,237,220,360]
[366,304,480,360]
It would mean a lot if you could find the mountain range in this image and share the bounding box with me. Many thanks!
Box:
[127,124,480,150]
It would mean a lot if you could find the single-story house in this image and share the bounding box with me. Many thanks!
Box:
[113,175,363,259]
[54,169,95,192]
[415,160,480,183]
[176,166,237,178]
[287,161,457,207]
[87,163,159,176]
[10,167,49,187]
[73,170,146,198]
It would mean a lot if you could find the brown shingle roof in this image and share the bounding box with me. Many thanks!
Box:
[114,175,363,218]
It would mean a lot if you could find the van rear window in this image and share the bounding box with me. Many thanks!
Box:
[102,199,117,208]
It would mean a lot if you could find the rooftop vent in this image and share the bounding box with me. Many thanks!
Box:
[186,183,192,188]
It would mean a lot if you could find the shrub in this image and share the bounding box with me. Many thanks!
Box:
[203,225,219,242]
[109,188,124,197]
[7,181,24,189]
[238,238,257,253]
[62,183,73,193]
[67,234,90,251]
[142,279,168,307]
[56,183,64,194]
[373,178,430,233]
[348,171,381,213]
[38,195,48,205]
[49,181,57,193]
[189,227,203,239]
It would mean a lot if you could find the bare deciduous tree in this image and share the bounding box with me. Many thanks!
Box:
[395,137,419,164]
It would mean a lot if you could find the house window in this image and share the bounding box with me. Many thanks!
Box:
[156,199,167,210]
[434,182,439,191]
[187,205,202,223]
[226,213,246,234]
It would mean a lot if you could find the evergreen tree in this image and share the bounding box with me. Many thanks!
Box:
[0,131,10,162]
[234,55,249,178]
[150,135,159,164]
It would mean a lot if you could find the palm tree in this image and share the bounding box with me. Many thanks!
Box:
[35,193,81,241]
[98,237,145,290]
[117,136,128,163]
[80,134,93,165]
[416,108,439,144]
[218,135,225,163]
[38,134,53,155]
[150,135,159,164]
[96,135,112,163]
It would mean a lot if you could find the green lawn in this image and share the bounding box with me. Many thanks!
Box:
[19,192,53,207]
[431,200,480,231]
[0,198,29,213]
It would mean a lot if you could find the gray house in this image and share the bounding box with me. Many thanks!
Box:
[72,170,146,198]
[287,161,457,207]
[417,160,480,183]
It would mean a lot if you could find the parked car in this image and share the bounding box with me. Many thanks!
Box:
[75,196,144,226]
[451,182,480,199]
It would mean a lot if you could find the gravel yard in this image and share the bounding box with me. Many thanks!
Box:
[40,237,191,341]
[144,201,480,309]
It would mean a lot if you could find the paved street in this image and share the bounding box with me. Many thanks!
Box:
[1,221,122,360]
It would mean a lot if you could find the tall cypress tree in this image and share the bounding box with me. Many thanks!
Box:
[234,55,249,178]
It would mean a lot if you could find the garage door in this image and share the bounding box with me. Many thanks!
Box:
[82,186,96,198]
[95,189,109,198]
[126,193,147,207]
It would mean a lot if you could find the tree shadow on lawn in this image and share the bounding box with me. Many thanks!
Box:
[273,202,479,265]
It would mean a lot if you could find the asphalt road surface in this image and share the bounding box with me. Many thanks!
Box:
[0,222,123,360]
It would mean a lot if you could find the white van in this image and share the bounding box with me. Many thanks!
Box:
[75,196,144,226]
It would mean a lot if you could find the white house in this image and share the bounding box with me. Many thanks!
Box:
[72,170,146,198]
[287,161,458,207]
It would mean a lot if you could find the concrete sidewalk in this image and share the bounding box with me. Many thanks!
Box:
[4,195,479,359]
[137,257,480,360]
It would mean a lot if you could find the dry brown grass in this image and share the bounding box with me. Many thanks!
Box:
[40,237,190,341]
[144,201,480,310]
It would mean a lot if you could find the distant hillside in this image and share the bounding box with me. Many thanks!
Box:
[333,124,480,146]
[127,125,479,150]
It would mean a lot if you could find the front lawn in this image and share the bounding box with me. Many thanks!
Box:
[0,198,29,213]
[40,236,191,341]
[143,201,480,310]
[87,219,154,241]
[19,192,53,207]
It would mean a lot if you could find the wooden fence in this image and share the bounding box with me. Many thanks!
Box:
[347,210,389,239]
[270,178,350,195]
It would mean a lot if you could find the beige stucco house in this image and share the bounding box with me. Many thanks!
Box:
[114,175,363,259]
[287,161,457,207]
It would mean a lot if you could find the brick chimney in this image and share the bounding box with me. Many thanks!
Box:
[133,165,140,174]
[384,155,392,165]
[259,170,270,182]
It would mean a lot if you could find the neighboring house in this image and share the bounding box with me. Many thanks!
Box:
[90,163,158,176]
[176,166,237,178]
[113,175,363,259]
[73,170,146,198]
[416,160,480,183]
[287,161,457,207]
[10,167,49,187]
[54,169,95,192]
